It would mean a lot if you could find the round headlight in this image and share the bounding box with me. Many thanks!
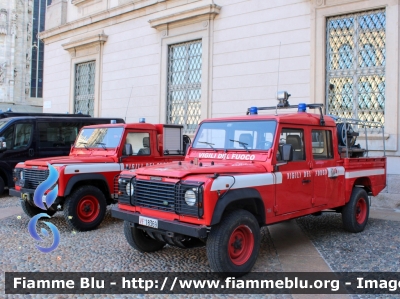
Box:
[184,189,197,206]
[125,182,134,196]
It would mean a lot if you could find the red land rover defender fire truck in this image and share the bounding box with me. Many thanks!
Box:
[112,92,386,274]
[10,121,189,231]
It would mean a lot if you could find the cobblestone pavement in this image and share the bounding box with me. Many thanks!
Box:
[0,193,21,209]
[297,213,400,299]
[1,192,399,299]
[0,194,287,299]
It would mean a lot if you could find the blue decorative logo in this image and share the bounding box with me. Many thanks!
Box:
[28,213,60,253]
[33,163,59,210]
[28,163,60,253]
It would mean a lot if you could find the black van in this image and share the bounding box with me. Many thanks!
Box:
[0,113,124,194]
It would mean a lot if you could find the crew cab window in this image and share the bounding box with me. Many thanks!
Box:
[125,132,151,155]
[279,128,305,161]
[14,123,33,149]
[38,122,79,148]
[192,120,276,150]
[312,130,333,159]
[3,125,14,150]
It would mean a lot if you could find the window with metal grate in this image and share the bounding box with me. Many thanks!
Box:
[167,40,202,135]
[74,61,95,116]
[326,9,386,127]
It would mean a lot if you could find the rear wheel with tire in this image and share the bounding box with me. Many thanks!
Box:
[63,186,107,231]
[123,221,166,252]
[342,187,369,233]
[21,200,56,218]
[206,209,261,275]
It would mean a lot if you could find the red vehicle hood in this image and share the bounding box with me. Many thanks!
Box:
[133,161,268,179]
[24,156,117,167]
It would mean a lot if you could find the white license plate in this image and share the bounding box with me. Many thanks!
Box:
[139,216,158,229]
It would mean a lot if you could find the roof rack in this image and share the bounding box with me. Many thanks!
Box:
[330,116,385,158]
[246,91,326,126]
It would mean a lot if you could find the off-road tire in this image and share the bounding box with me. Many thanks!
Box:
[21,200,56,218]
[0,177,4,195]
[342,187,369,233]
[63,185,107,231]
[206,209,261,275]
[123,221,166,252]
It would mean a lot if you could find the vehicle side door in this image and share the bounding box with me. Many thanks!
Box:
[1,121,36,185]
[311,128,343,207]
[37,121,79,158]
[274,127,313,215]
[121,131,156,169]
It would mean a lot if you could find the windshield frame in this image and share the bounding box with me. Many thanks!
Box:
[0,119,10,131]
[192,120,277,151]
[74,126,124,149]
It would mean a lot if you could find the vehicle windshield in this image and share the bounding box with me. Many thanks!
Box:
[0,120,9,131]
[75,127,123,148]
[192,120,277,150]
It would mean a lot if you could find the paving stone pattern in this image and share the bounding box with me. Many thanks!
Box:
[297,214,400,299]
[0,199,288,299]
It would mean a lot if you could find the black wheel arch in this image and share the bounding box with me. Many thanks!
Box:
[64,174,111,200]
[210,188,266,226]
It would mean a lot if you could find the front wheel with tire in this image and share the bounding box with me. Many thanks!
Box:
[21,200,56,218]
[123,221,166,252]
[63,186,107,231]
[342,187,369,233]
[206,209,261,275]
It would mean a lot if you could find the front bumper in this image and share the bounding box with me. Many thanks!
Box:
[9,188,35,199]
[111,206,208,239]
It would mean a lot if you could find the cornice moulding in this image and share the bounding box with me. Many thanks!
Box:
[62,31,108,52]
[148,4,221,29]
[39,0,167,42]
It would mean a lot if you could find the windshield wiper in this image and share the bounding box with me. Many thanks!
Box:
[78,142,89,150]
[198,141,217,152]
[230,139,250,152]
[96,142,107,150]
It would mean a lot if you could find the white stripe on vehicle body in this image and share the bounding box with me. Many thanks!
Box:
[64,163,122,174]
[345,168,385,179]
[345,169,385,179]
[211,173,282,191]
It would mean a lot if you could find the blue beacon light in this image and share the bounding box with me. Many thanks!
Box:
[298,103,307,113]
[249,107,258,115]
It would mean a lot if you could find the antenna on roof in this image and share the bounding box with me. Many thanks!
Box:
[275,42,282,115]
[125,86,134,121]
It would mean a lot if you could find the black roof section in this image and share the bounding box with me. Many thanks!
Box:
[0,111,91,119]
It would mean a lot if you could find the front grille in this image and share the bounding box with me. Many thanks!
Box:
[131,179,203,217]
[23,169,49,189]
[134,179,176,212]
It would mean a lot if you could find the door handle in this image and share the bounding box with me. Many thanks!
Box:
[29,148,34,157]
[302,179,311,184]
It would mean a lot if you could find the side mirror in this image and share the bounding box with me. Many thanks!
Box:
[281,144,293,162]
[0,137,6,152]
[124,143,133,156]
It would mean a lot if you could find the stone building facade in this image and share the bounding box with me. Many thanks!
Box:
[40,0,400,209]
[0,0,42,112]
